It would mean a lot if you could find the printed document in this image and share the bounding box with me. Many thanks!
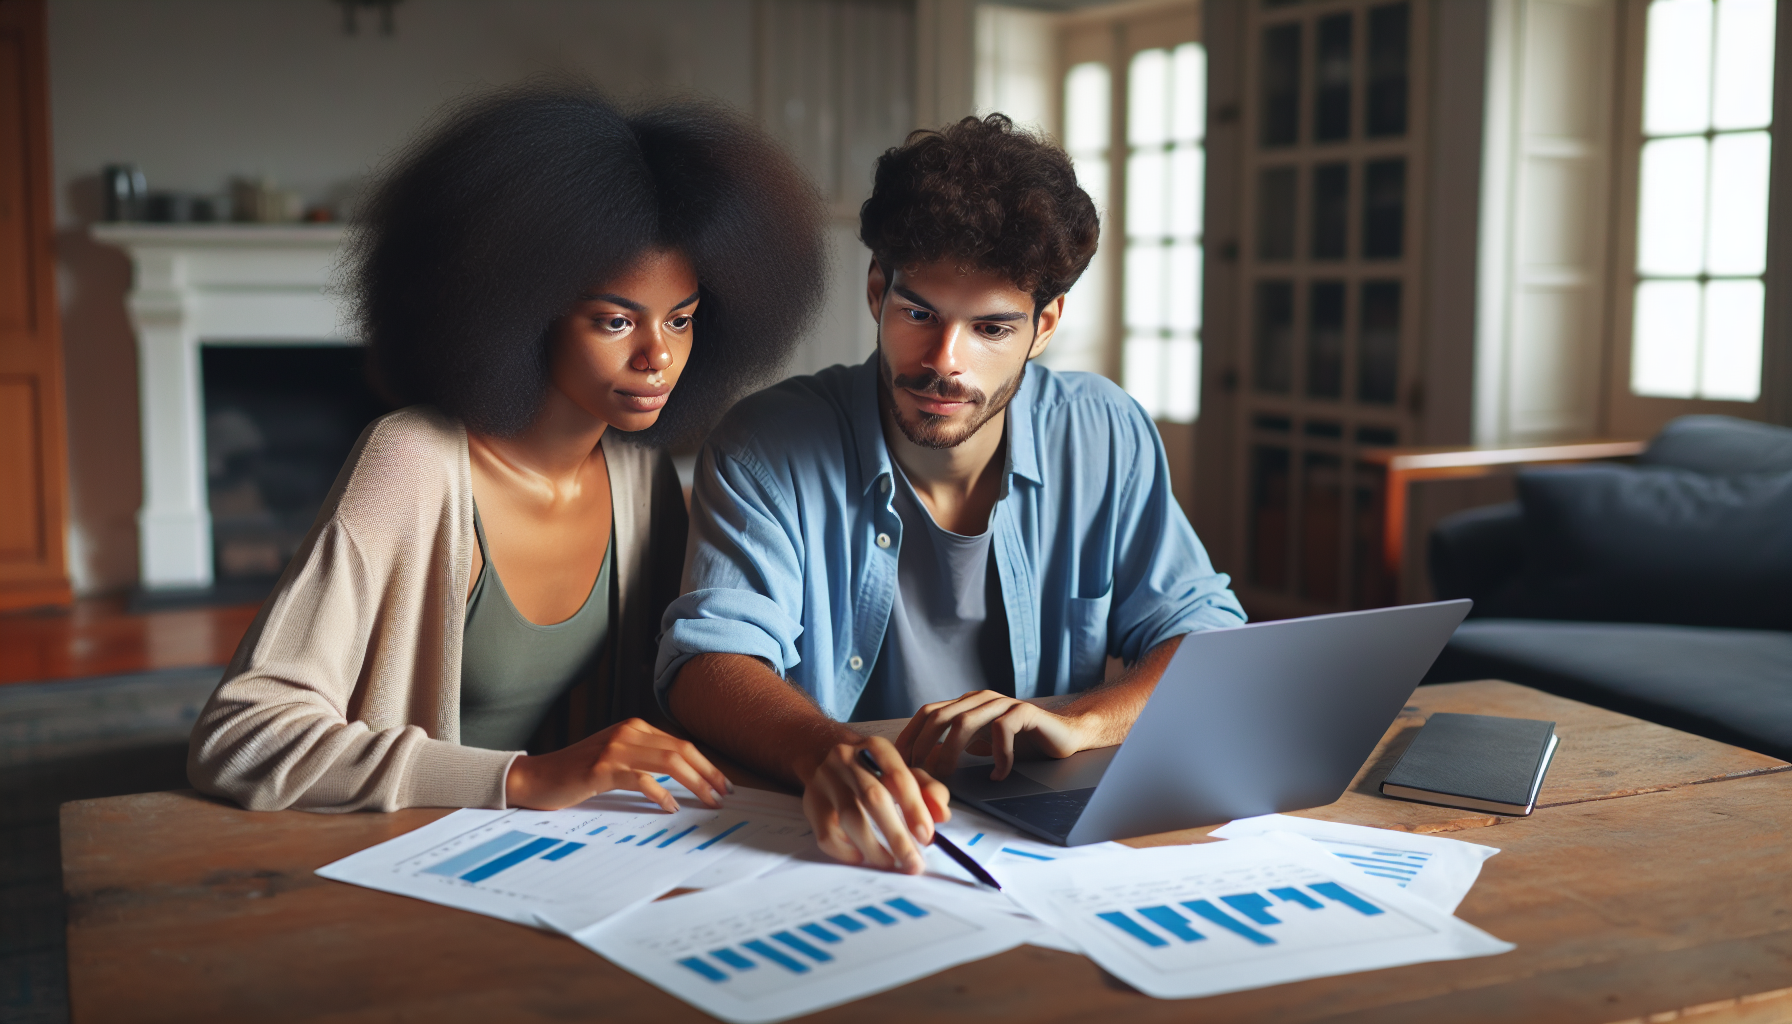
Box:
[1210,813,1499,913]
[316,784,811,933]
[1001,836,1512,1000]
[575,863,1033,1024]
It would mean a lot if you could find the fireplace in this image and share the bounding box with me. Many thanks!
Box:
[92,224,360,595]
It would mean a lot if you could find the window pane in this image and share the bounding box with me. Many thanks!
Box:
[1171,43,1207,143]
[1053,239,1107,375]
[1362,158,1405,259]
[1254,280,1295,393]
[1165,335,1201,422]
[1631,280,1701,397]
[1125,244,1165,331]
[1260,23,1301,148]
[1315,13,1353,142]
[1644,0,1714,136]
[1707,131,1771,275]
[1712,0,1776,131]
[1129,49,1169,147]
[1127,149,1166,238]
[1064,62,1111,152]
[1075,158,1109,224]
[1168,241,1201,333]
[1636,136,1709,276]
[1306,280,1346,398]
[1312,162,1348,259]
[1257,166,1297,260]
[1701,279,1764,400]
[1169,144,1204,238]
[1124,334,1166,418]
[1358,281,1401,403]
[1366,3,1410,137]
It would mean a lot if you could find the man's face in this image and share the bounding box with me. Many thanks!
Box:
[868,259,1063,450]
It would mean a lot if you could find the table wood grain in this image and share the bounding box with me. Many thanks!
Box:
[62,681,1792,1024]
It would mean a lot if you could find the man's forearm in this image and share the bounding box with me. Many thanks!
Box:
[665,653,863,785]
[1057,634,1185,748]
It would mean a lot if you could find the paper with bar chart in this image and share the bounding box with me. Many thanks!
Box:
[1002,837,1512,1000]
[575,863,1033,1024]
[1209,814,1499,913]
[316,785,812,933]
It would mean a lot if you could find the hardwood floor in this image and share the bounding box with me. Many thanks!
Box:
[0,597,259,686]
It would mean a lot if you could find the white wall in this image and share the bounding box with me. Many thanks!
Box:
[49,0,910,594]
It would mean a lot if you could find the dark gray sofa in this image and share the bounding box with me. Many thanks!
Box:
[1423,416,1792,760]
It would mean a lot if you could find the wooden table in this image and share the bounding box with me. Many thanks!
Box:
[62,681,1792,1024]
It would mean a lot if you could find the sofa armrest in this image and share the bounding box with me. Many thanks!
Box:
[1429,501,1523,605]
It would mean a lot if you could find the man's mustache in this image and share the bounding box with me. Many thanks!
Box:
[891,371,983,404]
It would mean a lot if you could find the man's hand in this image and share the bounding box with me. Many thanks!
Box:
[894,691,1092,780]
[799,736,950,874]
[505,718,733,812]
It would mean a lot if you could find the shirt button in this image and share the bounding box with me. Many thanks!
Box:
[879,477,891,493]
[876,533,892,548]
[849,655,864,671]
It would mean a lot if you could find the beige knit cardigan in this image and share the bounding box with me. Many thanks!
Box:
[187,406,688,812]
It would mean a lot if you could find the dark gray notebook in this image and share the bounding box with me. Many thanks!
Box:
[1380,713,1559,815]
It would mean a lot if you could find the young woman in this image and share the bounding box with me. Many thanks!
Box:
[187,86,825,814]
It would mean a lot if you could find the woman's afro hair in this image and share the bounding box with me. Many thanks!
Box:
[858,113,1099,309]
[348,82,827,443]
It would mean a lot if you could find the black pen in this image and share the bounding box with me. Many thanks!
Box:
[855,747,1003,890]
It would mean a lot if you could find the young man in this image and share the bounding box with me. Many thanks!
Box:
[655,115,1244,873]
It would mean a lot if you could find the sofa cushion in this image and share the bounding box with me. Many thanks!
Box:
[1637,415,1792,476]
[1425,619,1792,761]
[1512,464,1792,630]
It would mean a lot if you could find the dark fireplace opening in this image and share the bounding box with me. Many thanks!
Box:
[203,345,395,591]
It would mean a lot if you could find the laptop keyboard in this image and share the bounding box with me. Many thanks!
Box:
[985,787,1098,840]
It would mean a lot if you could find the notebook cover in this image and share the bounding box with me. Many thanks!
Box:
[1380,713,1556,809]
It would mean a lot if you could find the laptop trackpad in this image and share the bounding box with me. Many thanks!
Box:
[1013,745,1119,792]
[945,745,1119,802]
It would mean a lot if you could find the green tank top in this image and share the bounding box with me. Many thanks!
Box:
[459,505,613,751]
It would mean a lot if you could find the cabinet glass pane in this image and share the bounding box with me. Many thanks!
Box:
[1254,280,1295,393]
[1306,280,1346,398]
[1366,3,1410,137]
[1362,158,1405,259]
[1311,162,1348,259]
[1300,452,1343,603]
[1357,280,1400,403]
[1261,23,1302,148]
[1250,445,1292,589]
[1315,13,1353,142]
[1257,167,1298,260]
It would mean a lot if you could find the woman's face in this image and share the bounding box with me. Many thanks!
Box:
[548,248,699,432]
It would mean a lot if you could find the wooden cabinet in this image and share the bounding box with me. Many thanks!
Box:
[0,0,72,611]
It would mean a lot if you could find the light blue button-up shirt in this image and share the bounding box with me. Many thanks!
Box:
[655,357,1246,721]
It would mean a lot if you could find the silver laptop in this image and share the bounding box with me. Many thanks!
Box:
[945,599,1472,845]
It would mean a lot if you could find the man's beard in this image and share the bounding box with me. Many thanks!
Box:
[876,344,1028,450]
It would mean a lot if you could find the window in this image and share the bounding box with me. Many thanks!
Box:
[1057,39,1206,424]
[1123,43,1205,423]
[1630,0,1776,402]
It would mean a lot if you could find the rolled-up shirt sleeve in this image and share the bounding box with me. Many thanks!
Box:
[654,443,807,712]
[1106,399,1247,664]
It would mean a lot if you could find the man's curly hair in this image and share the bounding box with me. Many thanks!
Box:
[858,114,1099,310]
[348,83,827,444]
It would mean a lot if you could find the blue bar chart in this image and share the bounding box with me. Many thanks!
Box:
[1314,838,1432,888]
[580,864,1032,1023]
[1098,881,1398,951]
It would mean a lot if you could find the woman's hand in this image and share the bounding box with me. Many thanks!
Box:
[503,718,733,811]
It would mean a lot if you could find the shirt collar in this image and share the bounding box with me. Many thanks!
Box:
[850,355,1045,496]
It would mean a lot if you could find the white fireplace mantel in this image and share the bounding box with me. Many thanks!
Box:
[92,223,354,591]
